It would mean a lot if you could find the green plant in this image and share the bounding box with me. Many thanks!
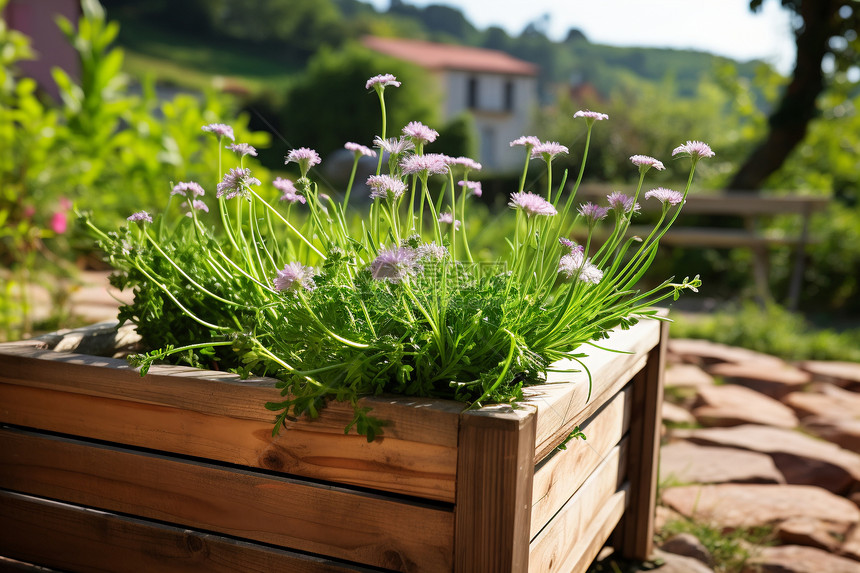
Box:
[671,300,860,362]
[656,517,775,573]
[85,78,704,440]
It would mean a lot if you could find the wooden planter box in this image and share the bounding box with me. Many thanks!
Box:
[0,318,666,572]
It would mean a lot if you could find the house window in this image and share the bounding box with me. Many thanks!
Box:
[504,79,515,112]
[480,126,496,169]
[467,76,479,109]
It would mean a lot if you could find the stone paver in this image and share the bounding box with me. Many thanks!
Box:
[742,545,860,573]
[691,384,798,428]
[660,441,784,485]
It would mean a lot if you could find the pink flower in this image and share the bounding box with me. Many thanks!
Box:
[127,211,153,224]
[285,147,322,176]
[59,197,73,210]
[578,202,609,223]
[366,74,401,90]
[202,123,235,141]
[217,167,261,200]
[374,136,415,156]
[228,143,257,157]
[50,212,67,234]
[644,187,684,205]
[403,121,439,145]
[367,175,407,200]
[171,181,205,197]
[509,135,541,148]
[672,140,715,159]
[559,249,603,284]
[508,191,557,217]
[573,110,609,122]
[630,155,665,171]
[458,180,482,197]
[531,141,569,161]
[417,242,449,260]
[273,262,316,293]
[448,156,482,172]
[182,200,209,216]
[345,142,377,158]
[607,192,640,214]
[438,212,461,230]
[400,153,450,176]
[370,246,419,283]
[274,177,306,204]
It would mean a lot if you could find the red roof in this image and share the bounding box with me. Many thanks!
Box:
[362,36,538,76]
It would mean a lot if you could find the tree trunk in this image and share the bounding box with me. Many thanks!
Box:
[728,0,838,191]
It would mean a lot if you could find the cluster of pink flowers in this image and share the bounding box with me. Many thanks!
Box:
[345,142,377,158]
[644,187,684,205]
[558,240,603,285]
[127,211,153,224]
[458,180,482,197]
[403,121,438,145]
[171,181,205,198]
[374,136,415,156]
[228,143,257,157]
[366,74,401,90]
[370,245,419,283]
[286,147,322,177]
[607,192,639,214]
[573,110,609,122]
[672,140,715,159]
[447,156,482,172]
[531,141,569,161]
[630,155,665,171]
[400,153,450,176]
[438,212,461,230]
[182,200,209,217]
[578,202,610,224]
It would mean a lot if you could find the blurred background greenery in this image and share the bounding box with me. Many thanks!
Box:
[1,0,858,360]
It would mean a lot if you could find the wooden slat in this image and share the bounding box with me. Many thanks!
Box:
[530,385,631,537]
[0,490,377,573]
[528,443,629,573]
[523,318,661,462]
[454,404,537,573]
[615,321,667,560]
[0,382,457,502]
[0,427,454,572]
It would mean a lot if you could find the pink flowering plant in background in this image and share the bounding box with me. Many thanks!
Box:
[85,77,704,440]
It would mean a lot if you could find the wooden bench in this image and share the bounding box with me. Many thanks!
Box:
[572,185,830,308]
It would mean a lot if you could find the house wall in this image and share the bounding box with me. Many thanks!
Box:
[442,71,537,172]
[4,0,80,102]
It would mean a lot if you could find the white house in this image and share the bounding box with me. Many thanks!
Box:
[362,36,538,173]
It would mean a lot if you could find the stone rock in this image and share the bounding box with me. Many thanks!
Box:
[742,545,860,573]
[784,383,860,420]
[661,484,860,530]
[677,424,860,494]
[798,360,860,390]
[652,549,714,573]
[655,505,684,532]
[660,441,785,485]
[842,523,860,562]
[665,364,715,389]
[707,361,811,399]
[691,384,799,428]
[662,401,696,425]
[776,516,849,552]
[659,533,713,566]
[667,339,785,368]
[804,416,860,453]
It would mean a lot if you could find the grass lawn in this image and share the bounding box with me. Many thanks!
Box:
[115,19,302,95]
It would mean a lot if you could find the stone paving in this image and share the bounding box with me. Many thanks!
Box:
[646,338,860,572]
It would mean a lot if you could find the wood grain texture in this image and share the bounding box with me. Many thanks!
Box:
[524,318,661,463]
[615,321,667,560]
[454,404,537,573]
[530,385,631,537]
[528,441,629,573]
[0,382,457,502]
[0,427,454,572]
[0,490,378,573]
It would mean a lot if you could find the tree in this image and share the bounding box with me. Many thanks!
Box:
[729,0,859,190]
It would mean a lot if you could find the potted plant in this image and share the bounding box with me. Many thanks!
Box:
[0,73,710,572]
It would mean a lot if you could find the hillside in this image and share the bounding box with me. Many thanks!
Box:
[101,0,770,100]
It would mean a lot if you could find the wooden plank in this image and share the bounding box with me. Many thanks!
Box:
[0,344,463,446]
[454,404,537,572]
[0,556,62,572]
[0,427,454,572]
[0,490,378,573]
[528,443,628,573]
[615,321,667,560]
[0,382,457,502]
[523,318,661,463]
[530,386,631,537]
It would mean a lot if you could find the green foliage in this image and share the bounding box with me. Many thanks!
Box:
[671,301,860,362]
[281,44,437,156]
